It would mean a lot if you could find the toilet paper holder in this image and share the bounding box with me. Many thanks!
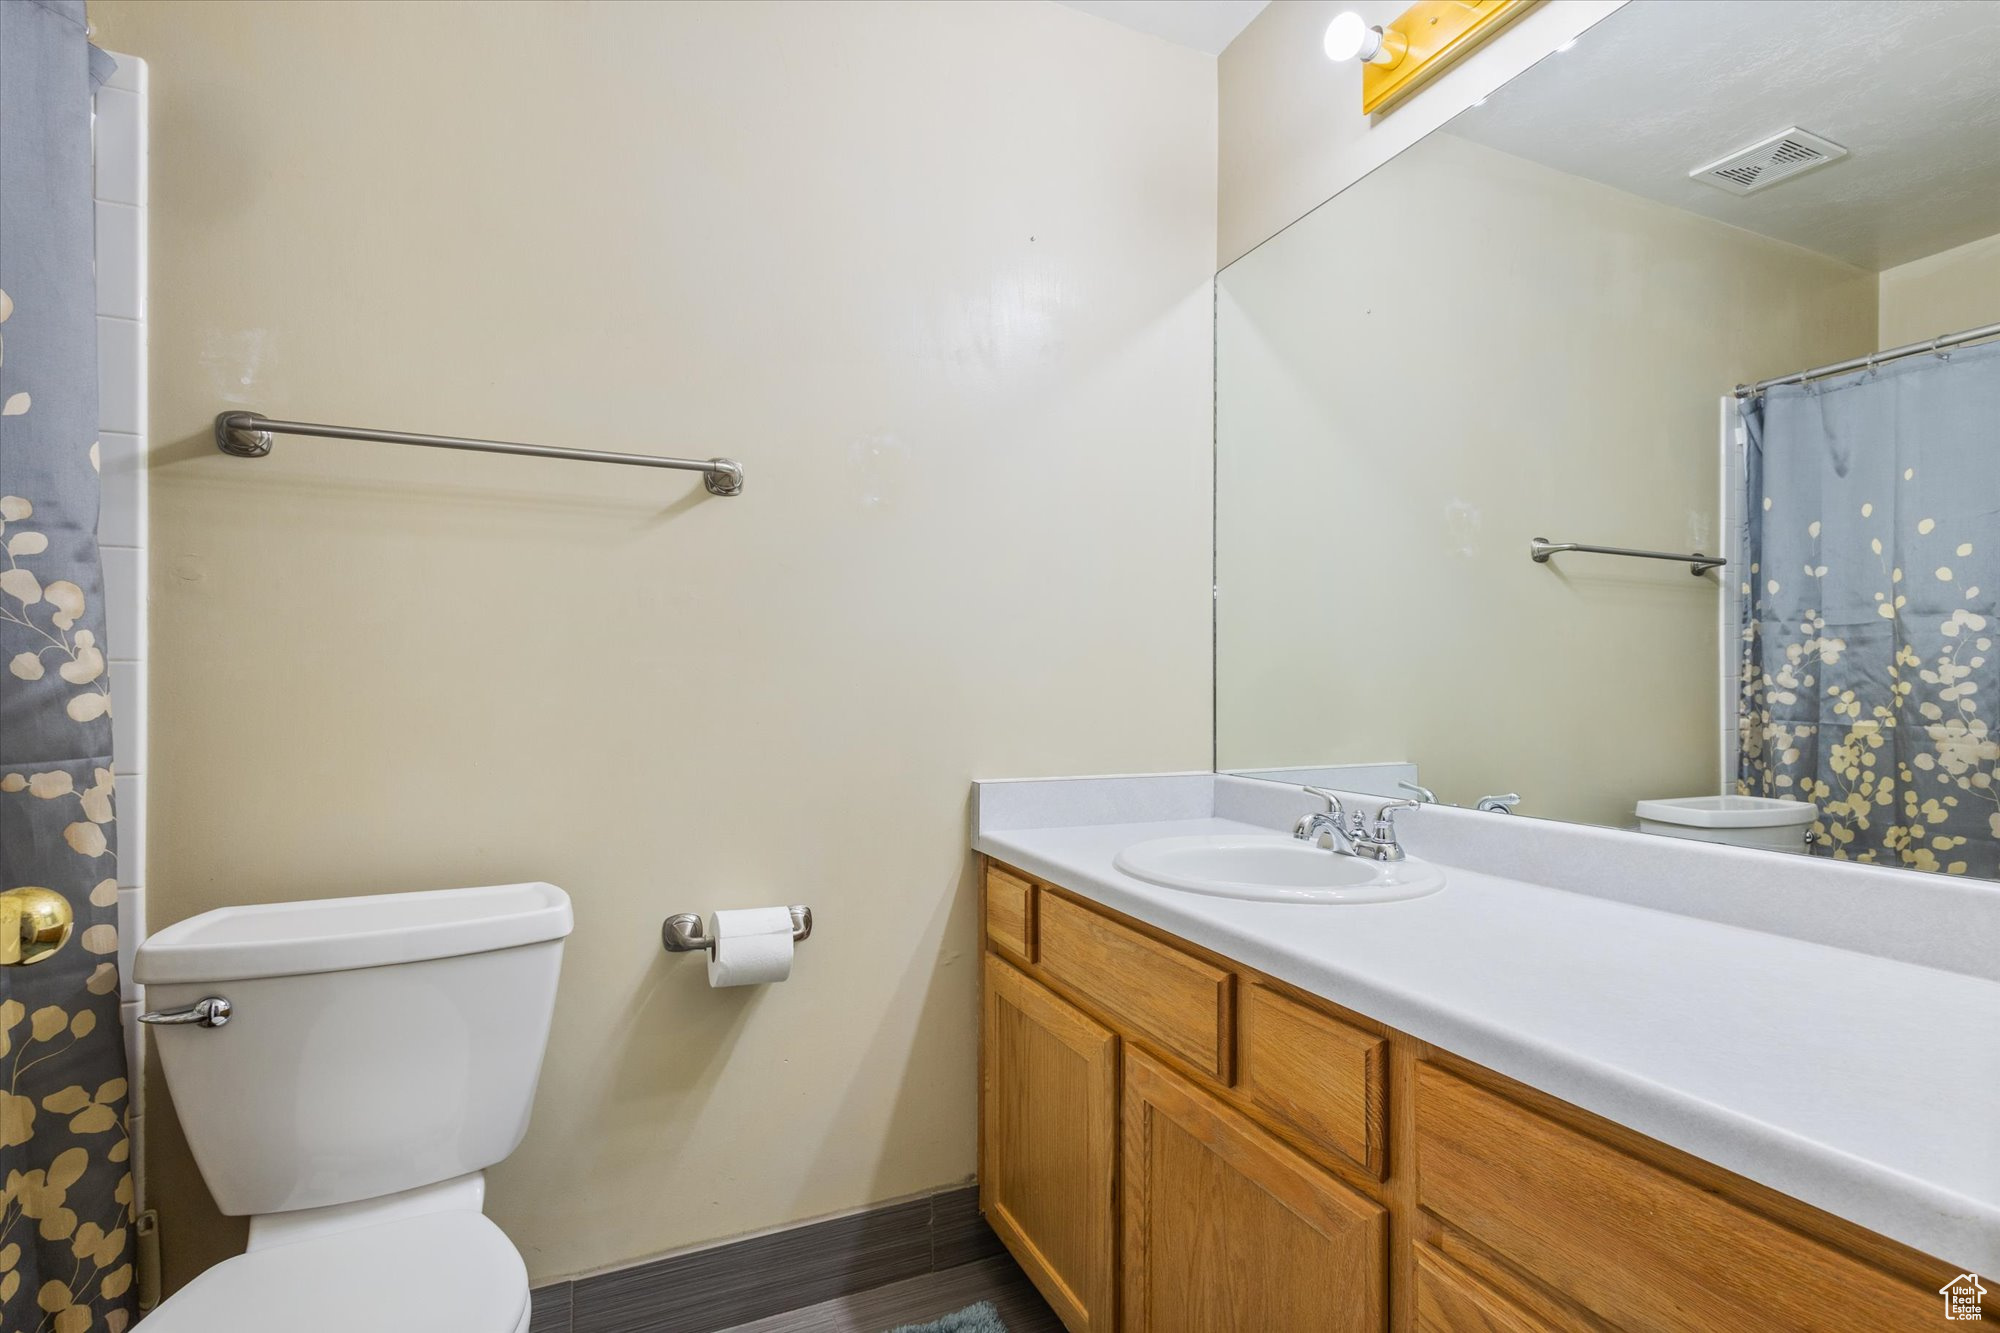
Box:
[662,905,813,955]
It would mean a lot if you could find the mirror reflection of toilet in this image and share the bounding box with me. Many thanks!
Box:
[1634,796,1819,854]
[132,883,574,1333]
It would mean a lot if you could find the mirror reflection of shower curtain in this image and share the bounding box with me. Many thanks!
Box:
[1737,339,2000,878]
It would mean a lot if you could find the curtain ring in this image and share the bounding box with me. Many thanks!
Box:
[1931,336,1951,363]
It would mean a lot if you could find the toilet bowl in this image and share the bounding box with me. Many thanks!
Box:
[132,881,573,1332]
[1634,795,1818,853]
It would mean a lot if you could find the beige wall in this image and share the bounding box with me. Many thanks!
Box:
[1215,133,1877,826]
[88,0,1216,1289]
[1879,231,2000,348]
[1217,0,1626,267]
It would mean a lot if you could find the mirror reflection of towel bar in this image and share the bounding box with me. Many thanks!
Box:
[1530,537,1724,577]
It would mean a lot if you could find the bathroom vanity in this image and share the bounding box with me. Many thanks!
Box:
[972,776,2000,1333]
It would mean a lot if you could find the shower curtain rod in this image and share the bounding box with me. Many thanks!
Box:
[1735,321,2000,398]
[213,411,746,496]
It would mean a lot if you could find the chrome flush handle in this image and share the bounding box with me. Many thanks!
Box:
[137,996,232,1028]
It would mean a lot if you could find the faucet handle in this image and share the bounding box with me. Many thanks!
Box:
[1302,786,1345,814]
[1475,792,1522,814]
[1296,780,1344,820]
[1301,786,1365,838]
[1372,798,1423,840]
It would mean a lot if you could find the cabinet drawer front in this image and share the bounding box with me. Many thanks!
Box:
[1239,982,1386,1177]
[1413,1246,1553,1333]
[1414,1063,1938,1332]
[1038,891,1233,1081]
[985,864,1036,962]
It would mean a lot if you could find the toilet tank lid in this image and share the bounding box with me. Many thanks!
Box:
[1633,795,1818,829]
[135,881,573,984]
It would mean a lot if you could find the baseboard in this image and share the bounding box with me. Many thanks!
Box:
[528,1183,1001,1333]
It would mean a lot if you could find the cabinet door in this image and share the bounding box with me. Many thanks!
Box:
[1123,1049,1386,1333]
[982,955,1119,1333]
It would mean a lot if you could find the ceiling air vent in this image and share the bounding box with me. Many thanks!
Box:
[1690,128,1848,197]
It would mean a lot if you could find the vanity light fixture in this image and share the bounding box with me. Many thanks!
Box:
[1326,1,1532,116]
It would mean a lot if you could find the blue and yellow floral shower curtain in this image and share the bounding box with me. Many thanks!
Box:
[1738,340,2000,878]
[1,2,139,1329]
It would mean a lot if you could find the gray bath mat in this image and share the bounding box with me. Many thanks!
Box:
[886,1300,1007,1333]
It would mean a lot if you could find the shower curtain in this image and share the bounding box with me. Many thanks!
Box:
[1,3,139,1329]
[1738,339,2000,878]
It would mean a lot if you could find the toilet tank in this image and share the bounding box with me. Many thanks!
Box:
[134,882,573,1217]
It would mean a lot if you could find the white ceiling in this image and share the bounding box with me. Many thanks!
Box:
[1449,0,2000,271]
[1057,0,1270,56]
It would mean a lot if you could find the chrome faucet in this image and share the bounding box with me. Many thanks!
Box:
[1350,799,1422,862]
[1293,787,1359,855]
[1295,788,1425,861]
[1475,792,1522,814]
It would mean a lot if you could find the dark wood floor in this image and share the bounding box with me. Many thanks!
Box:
[716,1254,1063,1333]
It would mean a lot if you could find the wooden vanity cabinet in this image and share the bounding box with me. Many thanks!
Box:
[979,859,1985,1333]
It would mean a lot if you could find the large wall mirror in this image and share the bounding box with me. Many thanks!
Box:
[1215,0,2000,879]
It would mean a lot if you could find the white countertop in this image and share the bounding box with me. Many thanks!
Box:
[975,811,2000,1273]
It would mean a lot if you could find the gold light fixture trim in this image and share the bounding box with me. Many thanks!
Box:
[1349,0,1535,117]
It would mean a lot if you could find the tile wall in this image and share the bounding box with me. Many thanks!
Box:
[95,49,149,1199]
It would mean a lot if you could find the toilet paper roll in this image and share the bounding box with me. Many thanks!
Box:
[707,906,796,987]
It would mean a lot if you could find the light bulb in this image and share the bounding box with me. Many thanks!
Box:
[1323,12,1372,62]
[1324,12,1403,66]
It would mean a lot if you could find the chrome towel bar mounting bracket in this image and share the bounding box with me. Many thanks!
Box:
[215,410,745,496]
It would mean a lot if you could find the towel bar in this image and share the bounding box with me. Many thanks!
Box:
[1530,537,1723,576]
[215,410,745,496]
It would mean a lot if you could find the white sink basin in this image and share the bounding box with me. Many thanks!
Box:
[1113,833,1445,904]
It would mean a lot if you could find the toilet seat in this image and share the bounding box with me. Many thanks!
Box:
[142,1209,530,1333]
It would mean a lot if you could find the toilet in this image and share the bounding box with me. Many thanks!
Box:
[131,881,574,1332]
[1633,795,1818,853]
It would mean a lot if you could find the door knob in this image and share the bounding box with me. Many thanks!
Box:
[1,886,74,966]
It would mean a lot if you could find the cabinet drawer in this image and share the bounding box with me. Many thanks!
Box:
[1413,1245,1553,1333]
[984,863,1036,963]
[1239,982,1386,1177]
[1414,1063,1939,1332]
[1038,892,1233,1082]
